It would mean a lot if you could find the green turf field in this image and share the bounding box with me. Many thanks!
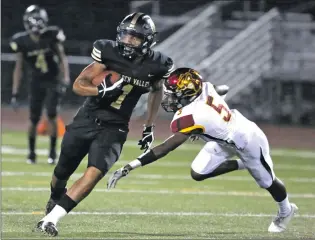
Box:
[1,131,315,239]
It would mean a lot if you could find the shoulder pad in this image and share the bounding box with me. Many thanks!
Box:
[149,51,174,79]
[45,26,66,42]
[91,39,113,63]
[170,114,205,134]
[10,32,27,52]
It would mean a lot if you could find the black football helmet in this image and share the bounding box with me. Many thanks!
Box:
[161,68,203,112]
[116,12,157,59]
[23,5,48,35]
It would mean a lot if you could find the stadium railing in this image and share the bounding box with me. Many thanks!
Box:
[196,8,280,101]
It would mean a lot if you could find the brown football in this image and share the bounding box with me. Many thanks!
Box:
[92,70,122,86]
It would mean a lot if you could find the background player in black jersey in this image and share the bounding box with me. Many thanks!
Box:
[10,5,70,165]
[35,13,174,236]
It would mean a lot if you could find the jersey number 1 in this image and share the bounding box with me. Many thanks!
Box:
[206,96,231,122]
[35,51,48,73]
[111,84,134,110]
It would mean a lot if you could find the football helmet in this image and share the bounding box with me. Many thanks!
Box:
[161,68,203,112]
[23,5,48,35]
[116,12,157,59]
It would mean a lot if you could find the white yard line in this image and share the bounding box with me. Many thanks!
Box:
[2,145,315,158]
[2,210,315,218]
[2,157,315,172]
[2,171,315,183]
[2,187,315,199]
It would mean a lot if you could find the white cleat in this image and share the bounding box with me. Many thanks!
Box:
[268,203,298,233]
[47,158,56,165]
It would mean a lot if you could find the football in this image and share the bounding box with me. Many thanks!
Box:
[92,70,122,86]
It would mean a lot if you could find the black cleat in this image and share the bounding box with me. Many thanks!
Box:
[27,152,36,164]
[45,198,57,215]
[44,222,58,237]
[34,221,58,237]
[33,220,44,233]
[48,151,57,165]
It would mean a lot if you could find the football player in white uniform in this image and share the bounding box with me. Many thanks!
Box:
[107,67,298,233]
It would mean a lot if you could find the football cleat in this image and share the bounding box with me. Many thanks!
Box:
[45,198,56,215]
[35,220,58,237]
[268,203,298,233]
[26,152,36,164]
[48,151,57,165]
[47,158,56,165]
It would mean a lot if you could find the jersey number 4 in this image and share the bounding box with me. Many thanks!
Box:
[111,84,134,110]
[35,51,48,73]
[206,96,231,122]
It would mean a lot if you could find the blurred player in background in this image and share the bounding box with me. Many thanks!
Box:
[108,68,298,233]
[35,12,174,236]
[10,5,70,165]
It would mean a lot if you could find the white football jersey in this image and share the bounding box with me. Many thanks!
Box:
[170,82,254,150]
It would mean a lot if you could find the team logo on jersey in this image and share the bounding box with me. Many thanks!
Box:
[122,74,150,88]
[171,70,201,97]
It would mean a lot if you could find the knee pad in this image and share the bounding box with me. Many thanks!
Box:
[257,177,273,189]
[53,152,78,180]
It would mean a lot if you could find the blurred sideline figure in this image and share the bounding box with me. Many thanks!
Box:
[10,5,70,165]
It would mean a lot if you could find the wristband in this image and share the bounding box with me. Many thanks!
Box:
[137,149,158,166]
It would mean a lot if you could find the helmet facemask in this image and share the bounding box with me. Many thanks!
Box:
[23,6,48,35]
[116,13,157,60]
[161,68,203,113]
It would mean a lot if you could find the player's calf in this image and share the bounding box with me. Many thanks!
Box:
[37,166,103,232]
[190,160,244,181]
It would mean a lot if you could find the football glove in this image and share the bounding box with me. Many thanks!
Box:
[57,82,69,96]
[138,125,154,152]
[97,75,124,98]
[107,166,130,190]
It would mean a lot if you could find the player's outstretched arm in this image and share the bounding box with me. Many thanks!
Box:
[72,61,106,96]
[107,132,189,189]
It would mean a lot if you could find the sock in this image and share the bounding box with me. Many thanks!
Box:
[236,159,245,170]
[28,136,36,155]
[57,194,78,213]
[277,196,291,217]
[50,136,57,157]
[42,194,77,225]
[50,183,66,201]
[42,205,67,225]
[266,178,291,216]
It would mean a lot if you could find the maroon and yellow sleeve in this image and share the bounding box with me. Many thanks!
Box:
[170,114,205,134]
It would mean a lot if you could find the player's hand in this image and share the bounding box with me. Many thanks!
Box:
[138,125,154,152]
[107,167,130,190]
[11,95,19,111]
[97,74,123,98]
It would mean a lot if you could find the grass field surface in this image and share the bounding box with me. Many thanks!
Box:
[1,131,315,239]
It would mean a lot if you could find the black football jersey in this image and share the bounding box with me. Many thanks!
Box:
[83,39,174,124]
[9,26,66,80]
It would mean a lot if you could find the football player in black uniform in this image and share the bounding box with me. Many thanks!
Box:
[35,13,174,236]
[10,5,70,165]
